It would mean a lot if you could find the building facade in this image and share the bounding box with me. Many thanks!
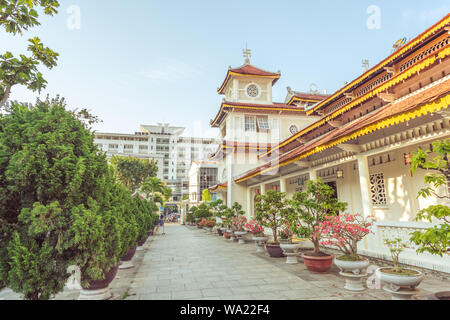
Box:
[188,161,219,204]
[94,123,220,201]
[210,15,450,273]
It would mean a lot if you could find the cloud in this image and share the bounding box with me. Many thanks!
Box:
[137,58,202,82]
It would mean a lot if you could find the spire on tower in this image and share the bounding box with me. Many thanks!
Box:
[243,44,251,64]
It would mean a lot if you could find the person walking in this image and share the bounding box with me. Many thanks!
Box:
[159,213,165,235]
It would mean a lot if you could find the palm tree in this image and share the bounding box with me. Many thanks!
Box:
[141,177,164,202]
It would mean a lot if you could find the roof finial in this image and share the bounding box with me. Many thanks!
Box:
[243,43,251,64]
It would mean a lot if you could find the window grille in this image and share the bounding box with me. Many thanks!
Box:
[370,173,387,206]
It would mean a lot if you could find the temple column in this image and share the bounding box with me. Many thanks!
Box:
[280,177,287,193]
[309,168,317,181]
[357,155,373,218]
[260,183,266,195]
[246,187,253,218]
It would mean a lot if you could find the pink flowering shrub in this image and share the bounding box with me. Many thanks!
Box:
[318,214,375,260]
[232,216,247,231]
[278,222,294,242]
[244,220,265,236]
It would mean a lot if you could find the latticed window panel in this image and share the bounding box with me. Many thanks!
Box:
[245,116,256,132]
[370,173,387,206]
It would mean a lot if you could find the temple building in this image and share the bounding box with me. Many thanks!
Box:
[210,14,450,273]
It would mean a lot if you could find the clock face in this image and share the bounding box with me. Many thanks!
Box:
[246,84,259,98]
[289,125,299,135]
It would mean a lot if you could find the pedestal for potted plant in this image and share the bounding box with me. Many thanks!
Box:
[253,236,268,253]
[375,267,423,299]
[78,265,118,300]
[280,243,302,264]
[234,231,247,244]
[334,258,370,291]
[119,246,137,270]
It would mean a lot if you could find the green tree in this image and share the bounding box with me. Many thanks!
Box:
[254,190,290,244]
[289,179,347,255]
[141,177,164,202]
[110,156,158,192]
[409,139,450,257]
[0,97,116,299]
[0,0,60,107]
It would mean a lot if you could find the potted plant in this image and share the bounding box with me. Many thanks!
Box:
[319,213,375,272]
[254,190,290,258]
[289,179,347,272]
[245,220,268,253]
[376,238,424,296]
[232,216,248,244]
[278,223,302,264]
[319,213,375,290]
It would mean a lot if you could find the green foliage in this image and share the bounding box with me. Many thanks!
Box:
[384,238,408,272]
[0,98,150,298]
[231,202,245,217]
[289,179,347,254]
[110,156,158,192]
[254,190,291,244]
[0,0,60,106]
[194,203,213,220]
[409,139,450,257]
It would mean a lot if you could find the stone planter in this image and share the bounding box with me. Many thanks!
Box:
[301,253,334,273]
[280,243,302,264]
[78,265,118,300]
[234,231,247,244]
[428,291,450,300]
[334,257,370,274]
[253,236,268,253]
[119,246,137,270]
[334,257,370,291]
[375,267,423,292]
[266,243,285,258]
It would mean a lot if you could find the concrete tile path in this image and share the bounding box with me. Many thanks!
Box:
[1,223,449,300]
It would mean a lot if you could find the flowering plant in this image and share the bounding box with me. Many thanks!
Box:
[206,219,216,228]
[232,216,247,231]
[278,222,294,243]
[198,218,208,228]
[244,220,265,236]
[318,214,375,261]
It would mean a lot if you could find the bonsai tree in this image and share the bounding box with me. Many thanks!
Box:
[319,214,375,261]
[194,203,213,220]
[383,238,419,275]
[231,202,245,217]
[232,216,247,232]
[409,139,450,257]
[289,179,347,256]
[254,190,290,244]
[221,207,236,229]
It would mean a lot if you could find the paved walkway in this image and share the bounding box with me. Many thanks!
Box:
[1,223,449,300]
[122,224,449,300]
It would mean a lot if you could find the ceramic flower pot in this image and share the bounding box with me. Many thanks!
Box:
[78,265,118,300]
[266,243,285,258]
[301,253,334,273]
[334,257,370,274]
[428,291,450,300]
[375,267,423,291]
[119,246,137,270]
[217,228,223,236]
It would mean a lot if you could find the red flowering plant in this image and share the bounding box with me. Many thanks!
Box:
[278,222,294,243]
[206,219,216,228]
[318,214,376,261]
[244,220,265,237]
[232,216,247,231]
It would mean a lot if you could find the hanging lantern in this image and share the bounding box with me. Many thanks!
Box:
[336,169,344,179]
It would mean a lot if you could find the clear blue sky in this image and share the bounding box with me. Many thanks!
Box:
[1,0,449,138]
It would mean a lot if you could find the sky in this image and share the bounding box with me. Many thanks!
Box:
[1,0,449,138]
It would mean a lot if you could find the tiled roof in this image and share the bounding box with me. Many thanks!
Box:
[218,63,281,94]
[211,101,306,127]
[236,78,450,183]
